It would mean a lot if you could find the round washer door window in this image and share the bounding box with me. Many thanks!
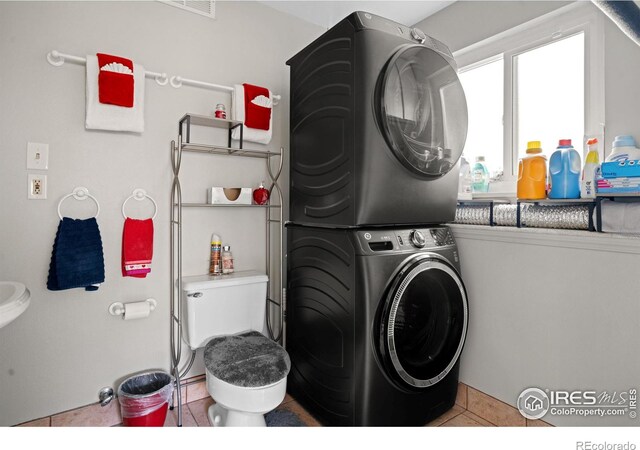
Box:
[380,257,468,388]
[380,45,468,178]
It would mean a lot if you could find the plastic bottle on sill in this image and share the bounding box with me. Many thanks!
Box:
[209,234,222,275]
[605,135,640,162]
[581,138,600,199]
[222,245,234,274]
[471,156,490,193]
[517,141,547,200]
[548,139,581,199]
[458,155,472,199]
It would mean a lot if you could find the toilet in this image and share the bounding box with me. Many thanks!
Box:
[181,270,290,427]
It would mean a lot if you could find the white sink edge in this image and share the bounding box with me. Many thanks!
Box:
[0,282,31,329]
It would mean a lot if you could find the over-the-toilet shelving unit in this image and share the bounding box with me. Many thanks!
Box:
[169,113,284,426]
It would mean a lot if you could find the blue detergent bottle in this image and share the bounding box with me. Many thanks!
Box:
[548,139,581,199]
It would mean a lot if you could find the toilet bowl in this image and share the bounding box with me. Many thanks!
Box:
[207,376,287,427]
[181,271,289,427]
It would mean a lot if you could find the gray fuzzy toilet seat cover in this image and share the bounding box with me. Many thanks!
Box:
[204,331,290,388]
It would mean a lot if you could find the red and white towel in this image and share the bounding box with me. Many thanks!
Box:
[97,53,134,107]
[122,218,153,278]
[231,83,273,145]
[86,52,145,132]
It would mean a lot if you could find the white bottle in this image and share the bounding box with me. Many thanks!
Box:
[605,135,640,162]
[581,138,600,199]
[221,245,234,274]
[458,156,472,200]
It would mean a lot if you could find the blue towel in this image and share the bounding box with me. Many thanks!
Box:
[47,217,105,291]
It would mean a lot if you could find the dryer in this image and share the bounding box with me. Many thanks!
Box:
[286,224,469,426]
[286,11,468,227]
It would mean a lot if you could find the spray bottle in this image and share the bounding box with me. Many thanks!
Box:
[581,138,600,199]
[209,233,222,275]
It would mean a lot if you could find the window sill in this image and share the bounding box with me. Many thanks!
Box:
[463,192,516,201]
[448,223,640,254]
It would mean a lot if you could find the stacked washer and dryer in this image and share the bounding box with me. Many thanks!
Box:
[285,12,470,426]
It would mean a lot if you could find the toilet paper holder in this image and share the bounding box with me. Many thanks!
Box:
[109,298,157,319]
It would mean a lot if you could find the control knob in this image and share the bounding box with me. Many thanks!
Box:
[409,230,426,248]
[410,27,427,44]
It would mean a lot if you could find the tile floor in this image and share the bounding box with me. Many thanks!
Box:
[165,384,544,427]
[170,393,321,427]
[17,381,551,427]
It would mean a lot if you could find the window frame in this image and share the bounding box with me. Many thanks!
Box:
[453,2,605,193]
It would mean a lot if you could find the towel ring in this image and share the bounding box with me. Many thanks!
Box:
[57,187,100,220]
[122,189,157,220]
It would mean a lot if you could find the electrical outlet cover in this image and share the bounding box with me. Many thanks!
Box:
[27,174,47,200]
[27,142,49,170]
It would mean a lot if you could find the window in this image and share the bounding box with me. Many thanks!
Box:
[458,58,504,177]
[454,3,604,192]
[515,33,584,162]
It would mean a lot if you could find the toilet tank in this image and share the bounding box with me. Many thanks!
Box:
[181,270,268,350]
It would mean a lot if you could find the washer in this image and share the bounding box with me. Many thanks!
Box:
[286,224,469,426]
[286,11,468,227]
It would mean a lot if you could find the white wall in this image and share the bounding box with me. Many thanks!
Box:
[414,1,570,51]
[0,1,322,426]
[452,226,640,426]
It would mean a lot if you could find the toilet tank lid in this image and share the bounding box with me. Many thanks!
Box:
[182,270,268,292]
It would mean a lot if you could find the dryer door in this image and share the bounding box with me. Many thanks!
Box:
[379,256,468,388]
[379,44,467,178]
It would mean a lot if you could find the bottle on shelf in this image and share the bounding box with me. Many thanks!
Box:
[214,104,227,119]
[209,233,222,275]
[517,141,547,200]
[548,139,581,199]
[222,245,234,274]
[605,135,640,162]
[581,138,600,199]
[471,156,490,193]
[458,155,472,199]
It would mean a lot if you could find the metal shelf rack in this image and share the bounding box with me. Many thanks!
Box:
[595,193,640,232]
[456,199,510,226]
[169,114,284,426]
[516,198,597,231]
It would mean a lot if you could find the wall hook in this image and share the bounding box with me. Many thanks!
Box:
[170,75,183,88]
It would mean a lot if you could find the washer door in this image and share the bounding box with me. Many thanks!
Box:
[379,256,468,388]
[379,44,467,178]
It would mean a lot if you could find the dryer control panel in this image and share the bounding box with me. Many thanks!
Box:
[356,227,455,254]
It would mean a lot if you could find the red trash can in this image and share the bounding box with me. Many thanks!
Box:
[118,370,175,427]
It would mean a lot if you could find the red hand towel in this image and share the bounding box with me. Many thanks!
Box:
[243,83,271,130]
[122,218,153,278]
[97,53,134,108]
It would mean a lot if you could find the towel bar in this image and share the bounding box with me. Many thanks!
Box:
[169,75,281,105]
[47,50,169,86]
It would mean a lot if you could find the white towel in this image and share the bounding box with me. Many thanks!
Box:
[231,84,272,145]
[595,199,640,233]
[85,55,145,133]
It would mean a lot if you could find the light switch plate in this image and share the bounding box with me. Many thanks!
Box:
[27,142,49,170]
[28,174,47,200]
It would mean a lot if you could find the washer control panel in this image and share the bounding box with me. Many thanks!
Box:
[357,227,455,254]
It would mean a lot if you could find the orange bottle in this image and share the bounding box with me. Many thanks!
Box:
[517,141,547,200]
